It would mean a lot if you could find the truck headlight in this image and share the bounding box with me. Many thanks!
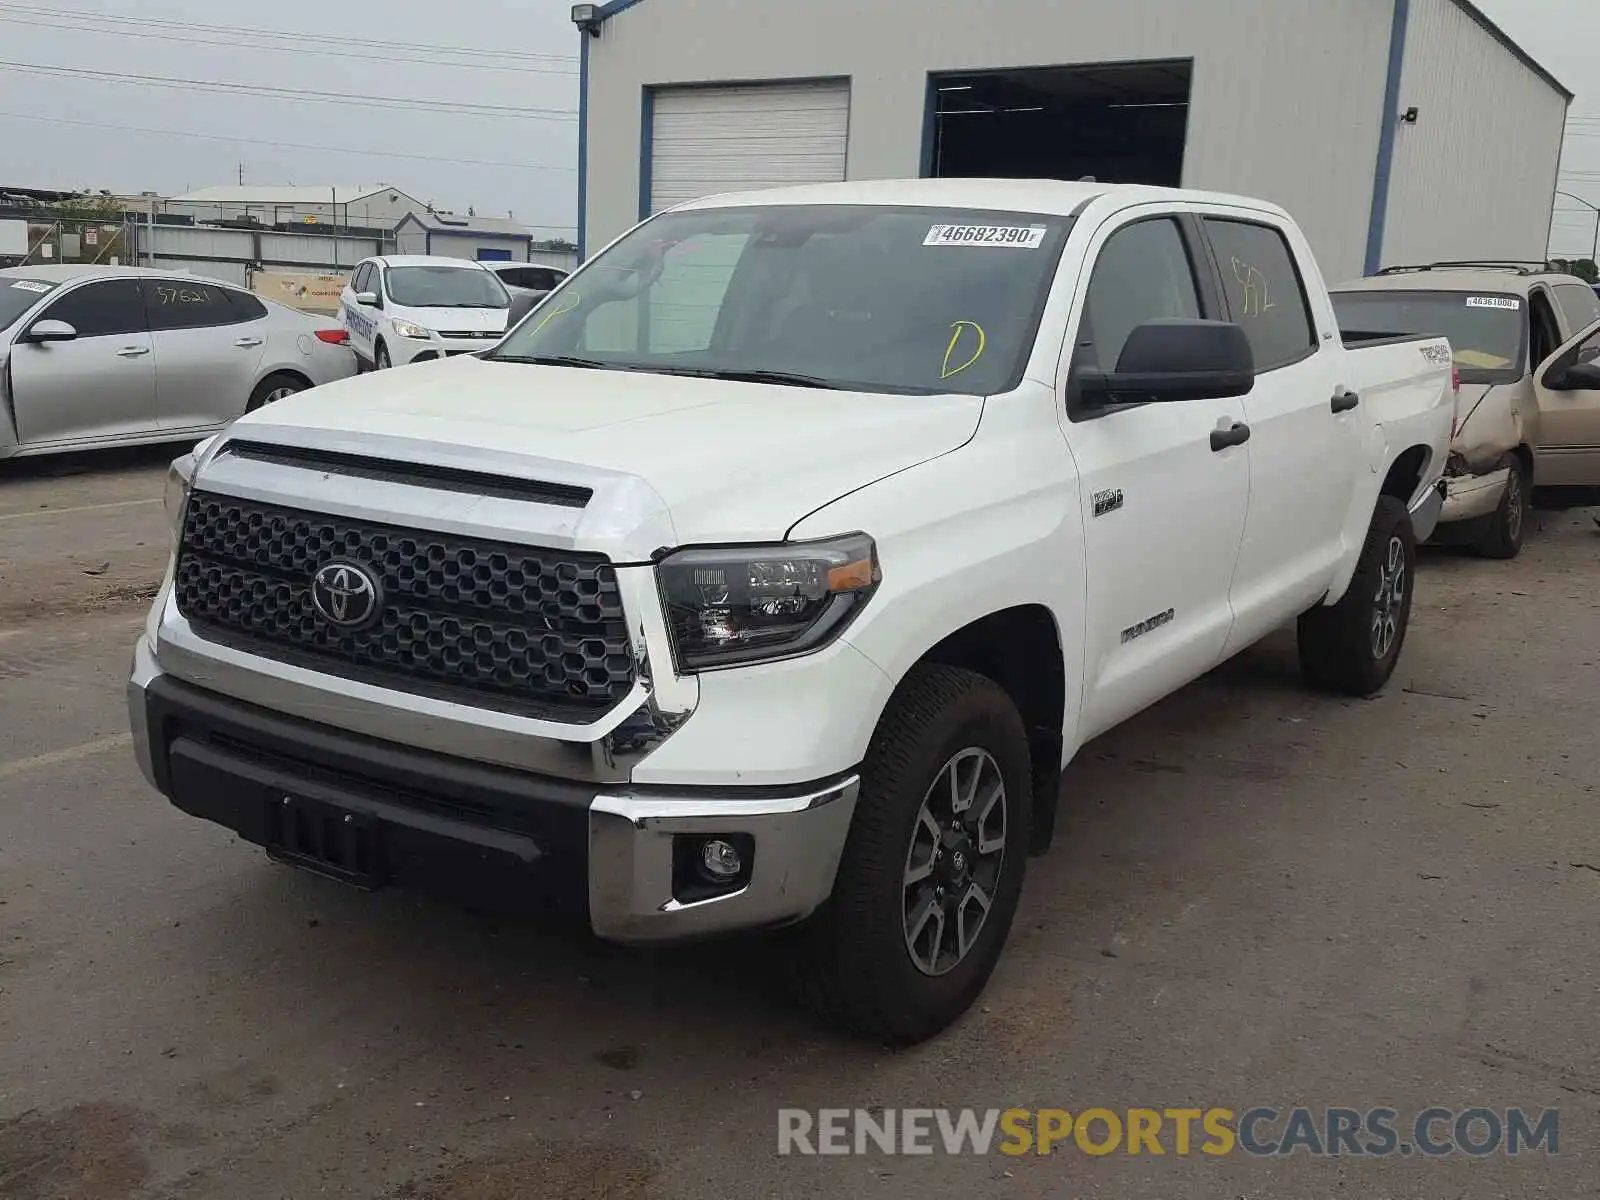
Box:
[165,450,196,539]
[656,533,880,671]
[392,320,432,340]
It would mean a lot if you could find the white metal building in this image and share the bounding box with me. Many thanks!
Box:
[393,212,541,262]
[169,185,428,229]
[575,0,1569,282]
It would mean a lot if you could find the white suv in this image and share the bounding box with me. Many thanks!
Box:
[339,255,512,370]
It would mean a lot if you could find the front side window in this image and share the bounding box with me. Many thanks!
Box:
[384,265,509,309]
[1203,218,1317,371]
[1074,218,1203,373]
[352,263,373,294]
[142,279,240,331]
[40,278,146,338]
[0,277,60,330]
[490,204,1074,396]
[1331,289,1525,383]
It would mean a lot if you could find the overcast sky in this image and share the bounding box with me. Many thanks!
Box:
[0,0,1596,251]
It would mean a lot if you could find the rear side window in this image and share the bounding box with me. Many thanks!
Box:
[1075,217,1203,373]
[225,290,268,321]
[1203,218,1317,371]
[40,279,146,338]
[1553,282,1600,334]
[142,279,241,331]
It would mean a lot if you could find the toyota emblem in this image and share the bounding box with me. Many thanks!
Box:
[310,560,382,629]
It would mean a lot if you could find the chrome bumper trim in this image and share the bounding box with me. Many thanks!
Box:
[588,777,860,941]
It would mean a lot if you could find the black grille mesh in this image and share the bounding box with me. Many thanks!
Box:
[174,491,634,718]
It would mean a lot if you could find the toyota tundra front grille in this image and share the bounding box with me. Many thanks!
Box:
[173,491,634,720]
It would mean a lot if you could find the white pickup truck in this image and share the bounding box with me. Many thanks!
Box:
[130,180,1453,1044]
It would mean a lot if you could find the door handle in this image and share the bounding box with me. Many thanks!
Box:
[1331,389,1361,414]
[116,345,150,357]
[1210,421,1251,452]
[234,337,265,348]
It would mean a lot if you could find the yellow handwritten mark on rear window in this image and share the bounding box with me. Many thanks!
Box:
[942,320,987,380]
[1230,258,1273,318]
[527,291,581,338]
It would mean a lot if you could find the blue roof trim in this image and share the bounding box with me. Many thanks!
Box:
[1365,0,1410,276]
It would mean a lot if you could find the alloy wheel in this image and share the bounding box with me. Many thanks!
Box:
[902,748,1008,976]
[1371,535,1407,660]
[1505,470,1525,544]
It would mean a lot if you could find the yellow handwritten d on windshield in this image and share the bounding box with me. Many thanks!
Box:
[942,321,987,380]
[528,291,581,338]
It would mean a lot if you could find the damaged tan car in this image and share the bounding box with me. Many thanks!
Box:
[1332,263,1600,559]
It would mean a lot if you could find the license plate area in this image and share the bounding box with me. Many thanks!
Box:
[266,792,382,888]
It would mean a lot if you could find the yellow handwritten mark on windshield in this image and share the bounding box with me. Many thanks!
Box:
[942,321,988,380]
[527,291,581,338]
[1230,257,1274,318]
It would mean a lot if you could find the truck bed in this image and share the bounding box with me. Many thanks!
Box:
[1342,333,1456,490]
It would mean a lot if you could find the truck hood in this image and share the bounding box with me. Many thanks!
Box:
[225,355,983,553]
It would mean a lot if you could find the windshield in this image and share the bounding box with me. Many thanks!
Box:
[488,204,1074,395]
[1332,290,1526,383]
[385,265,509,309]
[0,278,59,330]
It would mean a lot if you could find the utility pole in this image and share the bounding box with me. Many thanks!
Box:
[1554,190,1600,276]
[238,162,245,186]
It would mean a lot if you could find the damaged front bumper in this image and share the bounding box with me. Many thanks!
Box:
[1437,466,1510,527]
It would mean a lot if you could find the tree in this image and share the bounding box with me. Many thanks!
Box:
[1551,257,1598,283]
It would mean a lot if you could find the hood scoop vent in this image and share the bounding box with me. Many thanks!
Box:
[218,440,594,509]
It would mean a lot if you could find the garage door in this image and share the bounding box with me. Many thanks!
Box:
[648,81,850,215]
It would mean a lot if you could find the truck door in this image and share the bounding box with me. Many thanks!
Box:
[1061,213,1251,742]
[1533,317,1600,485]
[1196,214,1363,655]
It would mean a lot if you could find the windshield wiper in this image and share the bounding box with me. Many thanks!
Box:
[489,354,613,370]
[667,368,840,390]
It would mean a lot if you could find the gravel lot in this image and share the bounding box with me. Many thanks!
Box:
[2,452,1597,1199]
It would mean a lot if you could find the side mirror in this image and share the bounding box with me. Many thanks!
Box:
[1550,360,1600,391]
[1078,319,1255,405]
[354,291,380,308]
[21,319,78,344]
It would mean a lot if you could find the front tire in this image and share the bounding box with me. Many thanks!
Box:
[374,341,391,370]
[1298,495,1416,697]
[796,665,1033,1044]
[1475,458,1528,560]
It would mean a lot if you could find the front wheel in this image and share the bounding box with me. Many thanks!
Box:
[1297,495,1416,697]
[1475,458,1528,560]
[795,665,1033,1044]
[374,341,391,370]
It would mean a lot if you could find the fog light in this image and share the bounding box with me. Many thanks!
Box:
[700,839,743,881]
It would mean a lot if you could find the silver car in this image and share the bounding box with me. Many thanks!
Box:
[0,264,357,460]
[483,261,569,304]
